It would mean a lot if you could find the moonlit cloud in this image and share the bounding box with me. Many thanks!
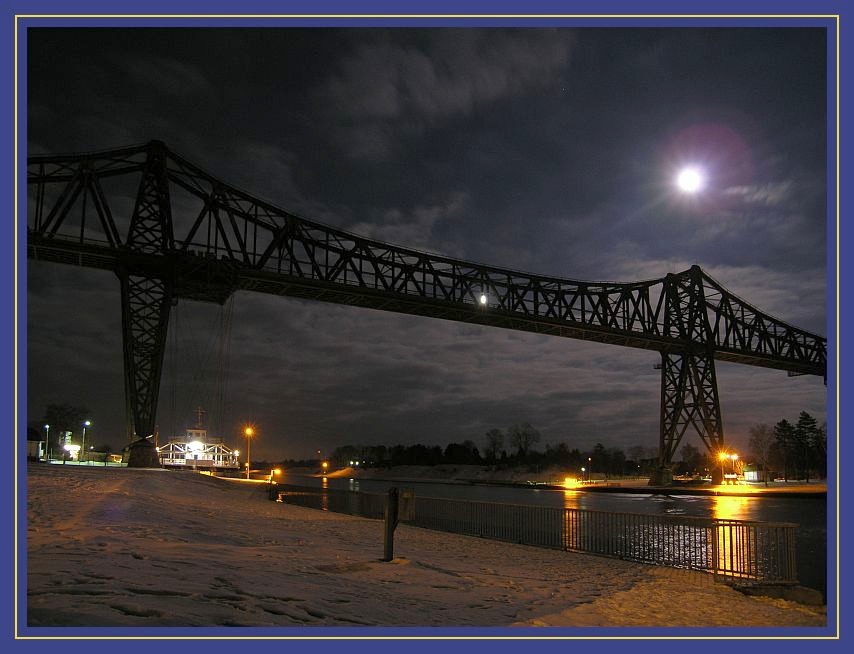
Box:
[318,30,574,159]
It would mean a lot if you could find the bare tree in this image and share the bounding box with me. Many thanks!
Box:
[484,428,504,463]
[508,423,541,460]
[748,423,775,486]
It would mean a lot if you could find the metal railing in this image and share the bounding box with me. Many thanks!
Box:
[275,485,798,585]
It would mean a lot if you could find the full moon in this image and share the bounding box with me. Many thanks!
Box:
[676,167,704,193]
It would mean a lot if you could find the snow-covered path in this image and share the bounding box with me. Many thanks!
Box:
[24,464,825,629]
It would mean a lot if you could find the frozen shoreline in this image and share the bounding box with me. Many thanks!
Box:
[25,463,826,630]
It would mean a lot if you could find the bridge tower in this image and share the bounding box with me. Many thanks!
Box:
[118,142,175,467]
[650,267,724,485]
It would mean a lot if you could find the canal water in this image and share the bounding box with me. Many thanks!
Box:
[284,473,828,598]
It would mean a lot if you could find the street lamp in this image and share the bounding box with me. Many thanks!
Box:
[81,420,91,463]
[730,453,739,476]
[44,424,50,460]
[244,426,254,479]
[718,451,728,483]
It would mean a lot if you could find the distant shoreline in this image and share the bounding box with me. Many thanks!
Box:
[311,465,827,498]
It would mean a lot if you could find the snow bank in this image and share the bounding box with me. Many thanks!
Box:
[25,463,825,629]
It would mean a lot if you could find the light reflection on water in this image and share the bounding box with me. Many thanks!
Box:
[710,494,754,521]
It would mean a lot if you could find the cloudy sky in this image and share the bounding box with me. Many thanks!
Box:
[25,26,828,461]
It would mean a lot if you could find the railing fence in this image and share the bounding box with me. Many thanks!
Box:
[275,484,797,586]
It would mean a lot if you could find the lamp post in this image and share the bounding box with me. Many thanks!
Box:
[244,426,254,479]
[81,420,91,463]
[730,453,739,477]
[44,424,50,460]
[717,451,728,484]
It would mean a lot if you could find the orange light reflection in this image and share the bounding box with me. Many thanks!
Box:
[711,493,754,521]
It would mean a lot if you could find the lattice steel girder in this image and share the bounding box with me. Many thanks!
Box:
[26,141,826,379]
[118,272,172,441]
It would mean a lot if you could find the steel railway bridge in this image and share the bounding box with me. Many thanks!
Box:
[27,141,826,482]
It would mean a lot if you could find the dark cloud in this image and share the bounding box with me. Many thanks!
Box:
[318,30,574,159]
[25,27,828,460]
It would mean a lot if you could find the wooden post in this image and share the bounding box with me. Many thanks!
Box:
[383,487,400,562]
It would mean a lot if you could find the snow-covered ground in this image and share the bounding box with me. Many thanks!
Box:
[24,463,826,629]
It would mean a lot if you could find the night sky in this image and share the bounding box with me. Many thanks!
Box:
[26,27,828,461]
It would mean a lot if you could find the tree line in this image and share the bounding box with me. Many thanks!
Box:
[327,422,661,477]
[326,410,826,481]
[748,411,826,484]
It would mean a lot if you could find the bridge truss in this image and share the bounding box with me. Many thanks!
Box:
[26,141,826,477]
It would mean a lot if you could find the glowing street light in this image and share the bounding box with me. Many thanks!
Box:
[64,443,80,461]
[244,426,255,479]
[44,424,50,460]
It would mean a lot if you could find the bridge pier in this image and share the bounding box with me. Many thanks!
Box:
[126,438,162,468]
[648,466,673,487]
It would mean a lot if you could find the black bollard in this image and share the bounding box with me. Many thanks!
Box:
[383,487,400,562]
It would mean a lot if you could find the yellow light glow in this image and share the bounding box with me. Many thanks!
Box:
[711,493,754,521]
[273,468,281,475]
[563,477,581,489]
[718,452,728,461]
[322,461,329,470]
[244,426,255,437]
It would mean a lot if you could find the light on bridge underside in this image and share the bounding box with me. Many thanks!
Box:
[479,293,488,306]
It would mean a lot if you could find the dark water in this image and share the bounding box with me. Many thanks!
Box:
[283,473,828,598]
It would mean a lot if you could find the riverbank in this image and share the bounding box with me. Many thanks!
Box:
[25,463,826,630]
[320,464,827,497]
